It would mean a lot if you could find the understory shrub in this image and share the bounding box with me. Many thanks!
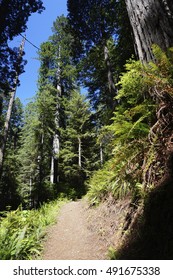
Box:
[88,45,173,204]
[0,199,66,260]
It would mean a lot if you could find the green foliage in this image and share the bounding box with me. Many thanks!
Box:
[17,86,57,207]
[88,46,173,205]
[87,142,145,204]
[59,90,98,197]
[67,0,135,126]
[50,15,77,91]
[78,41,117,124]
[111,47,173,260]
[0,199,66,260]
[88,59,155,204]
[15,15,99,205]
[0,0,44,95]
[0,98,24,210]
[107,246,118,260]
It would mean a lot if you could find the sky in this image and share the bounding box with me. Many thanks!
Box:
[11,0,67,105]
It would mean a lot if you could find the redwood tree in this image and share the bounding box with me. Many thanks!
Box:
[125,0,173,62]
[117,0,173,259]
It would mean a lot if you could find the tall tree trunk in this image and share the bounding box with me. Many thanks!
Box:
[50,134,60,184]
[125,0,173,62]
[50,118,60,184]
[100,142,103,166]
[103,41,118,107]
[119,0,173,259]
[50,47,61,184]
[78,137,82,168]
[38,132,44,184]
[0,91,15,172]
[0,37,25,174]
[29,176,33,209]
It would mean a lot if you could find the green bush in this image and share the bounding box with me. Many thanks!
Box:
[0,199,66,260]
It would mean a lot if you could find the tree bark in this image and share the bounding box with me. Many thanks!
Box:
[0,90,16,172]
[50,47,61,184]
[78,137,82,168]
[103,41,118,107]
[125,0,173,62]
[50,134,60,184]
[100,142,103,166]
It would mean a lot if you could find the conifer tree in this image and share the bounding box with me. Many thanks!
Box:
[59,90,98,196]
[17,86,57,208]
[17,15,79,204]
[67,0,135,124]
[0,0,44,97]
[0,0,44,193]
[38,16,77,185]
[0,97,24,210]
[0,37,25,175]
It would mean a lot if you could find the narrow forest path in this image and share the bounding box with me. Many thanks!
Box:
[42,200,107,260]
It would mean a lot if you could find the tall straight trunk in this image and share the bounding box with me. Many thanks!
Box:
[100,142,103,166]
[50,134,60,184]
[78,137,82,168]
[125,0,173,62]
[29,176,34,209]
[38,133,44,184]
[103,41,118,107]
[0,91,16,172]
[50,115,60,184]
[50,47,61,184]
[0,37,25,174]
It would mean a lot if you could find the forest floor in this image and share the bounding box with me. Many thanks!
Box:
[42,197,130,260]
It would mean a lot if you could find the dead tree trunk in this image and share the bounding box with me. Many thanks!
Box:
[125,0,173,62]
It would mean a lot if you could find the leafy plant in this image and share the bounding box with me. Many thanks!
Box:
[87,58,156,203]
[0,199,66,260]
[107,246,118,260]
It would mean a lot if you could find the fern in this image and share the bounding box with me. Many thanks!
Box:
[0,199,66,259]
[88,58,155,203]
[88,45,173,204]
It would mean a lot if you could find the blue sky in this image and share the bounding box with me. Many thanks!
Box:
[11,0,67,105]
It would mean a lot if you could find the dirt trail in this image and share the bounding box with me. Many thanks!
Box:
[42,200,107,260]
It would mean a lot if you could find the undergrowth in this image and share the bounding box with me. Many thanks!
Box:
[0,199,66,260]
[87,57,155,204]
[89,45,173,259]
[87,45,173,205]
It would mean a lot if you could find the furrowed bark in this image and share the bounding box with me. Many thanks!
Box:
[125,0,173,62]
